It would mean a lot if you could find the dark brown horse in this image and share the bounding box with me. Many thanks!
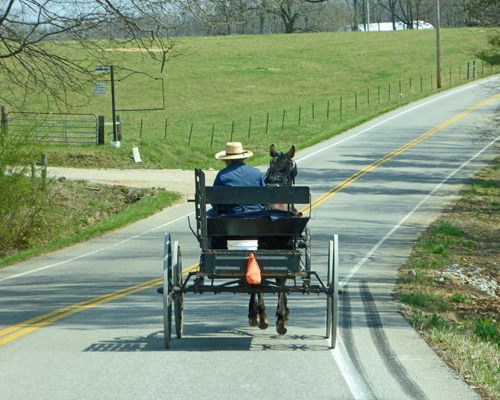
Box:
[248,144,297,335]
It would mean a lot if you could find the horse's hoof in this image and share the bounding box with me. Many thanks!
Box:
[249,314,259,327]
[276,319,287,335]
[258,312,269,330]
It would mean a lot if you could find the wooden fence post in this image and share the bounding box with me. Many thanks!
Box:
[1,105,7,132]
[41,153,47,188]
[98,116,105,145]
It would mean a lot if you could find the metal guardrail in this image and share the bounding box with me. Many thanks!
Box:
[7,112,98,144]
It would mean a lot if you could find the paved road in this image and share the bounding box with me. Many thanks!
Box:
[1,77,499,400]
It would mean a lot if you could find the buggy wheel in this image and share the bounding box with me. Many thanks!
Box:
[326,235,339,349]
[173,241,184,339]
[304,227,311,271]
[163,233,173,349]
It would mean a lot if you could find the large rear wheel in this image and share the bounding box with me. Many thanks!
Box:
[326,234,339,349]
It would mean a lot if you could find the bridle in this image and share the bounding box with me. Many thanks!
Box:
[264,153,297,187]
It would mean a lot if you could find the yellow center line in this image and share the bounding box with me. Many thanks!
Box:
[2,94,499,347]
[299,94,500,214]
[0,263,199,346]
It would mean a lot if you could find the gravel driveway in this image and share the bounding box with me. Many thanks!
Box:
[49,167,219,200]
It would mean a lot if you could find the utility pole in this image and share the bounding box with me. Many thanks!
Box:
[436,0,442,88]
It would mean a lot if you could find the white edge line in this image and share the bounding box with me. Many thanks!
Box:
[331,334,375,400]
[339,134,500,290]
[329,135,499,400]
[0,212,194,283]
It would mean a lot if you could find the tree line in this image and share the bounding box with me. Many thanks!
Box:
[1,0,499,111]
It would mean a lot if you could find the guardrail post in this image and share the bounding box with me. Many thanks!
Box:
[98,116,105,145]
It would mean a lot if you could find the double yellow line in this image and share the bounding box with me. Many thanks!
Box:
[0,264,199,347]
[2,93,499,347]
[300,93,500,214]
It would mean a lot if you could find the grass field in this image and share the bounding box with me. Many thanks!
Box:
[5,28,497,169]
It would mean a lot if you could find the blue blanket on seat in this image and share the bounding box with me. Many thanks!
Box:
[213,209,298,221]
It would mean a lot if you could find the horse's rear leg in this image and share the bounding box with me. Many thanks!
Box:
[256,293,269,330]
[276,292,288,335]
[248,294,259,327]
[249,294,269,329]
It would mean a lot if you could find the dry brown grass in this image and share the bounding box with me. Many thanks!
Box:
[395,157,500,399]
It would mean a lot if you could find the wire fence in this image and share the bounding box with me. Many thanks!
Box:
[129,60,496,150]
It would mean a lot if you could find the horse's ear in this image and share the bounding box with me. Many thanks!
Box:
[287,145,295,159]
[270,144,278,158]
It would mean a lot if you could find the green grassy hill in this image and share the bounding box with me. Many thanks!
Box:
[7,28,496,169]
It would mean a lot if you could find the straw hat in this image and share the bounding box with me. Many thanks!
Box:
[215,142,253,160]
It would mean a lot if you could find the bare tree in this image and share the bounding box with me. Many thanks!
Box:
[260,0,329,33]
[0,0,179,109]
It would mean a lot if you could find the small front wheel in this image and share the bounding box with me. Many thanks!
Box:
[163,233,173,349]
[173,241,184,339]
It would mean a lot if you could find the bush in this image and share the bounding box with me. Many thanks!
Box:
[0,128,54,257]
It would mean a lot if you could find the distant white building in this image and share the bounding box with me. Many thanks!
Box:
[344,21,434,32]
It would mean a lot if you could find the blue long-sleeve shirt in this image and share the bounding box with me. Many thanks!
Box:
[209,161,265,215]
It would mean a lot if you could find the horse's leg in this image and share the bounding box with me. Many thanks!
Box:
[257,293,269,330]
[276,279,289,335]
[248,294,259,327]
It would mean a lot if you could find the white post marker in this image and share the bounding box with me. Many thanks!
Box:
[133,146,142,163]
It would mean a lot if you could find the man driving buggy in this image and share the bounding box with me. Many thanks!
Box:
[206,142,266,217]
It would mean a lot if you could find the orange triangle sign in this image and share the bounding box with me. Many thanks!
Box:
[246,253,261,284]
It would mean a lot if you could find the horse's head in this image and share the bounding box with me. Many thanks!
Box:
[264,144,297,186]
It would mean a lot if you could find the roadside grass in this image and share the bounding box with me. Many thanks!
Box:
[395,157,500,400]
[0,179,179,268]
[5,28,498,170]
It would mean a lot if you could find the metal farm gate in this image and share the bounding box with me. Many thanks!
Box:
[7,112,99,144]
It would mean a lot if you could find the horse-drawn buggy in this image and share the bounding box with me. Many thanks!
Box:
[161,147,339,349]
